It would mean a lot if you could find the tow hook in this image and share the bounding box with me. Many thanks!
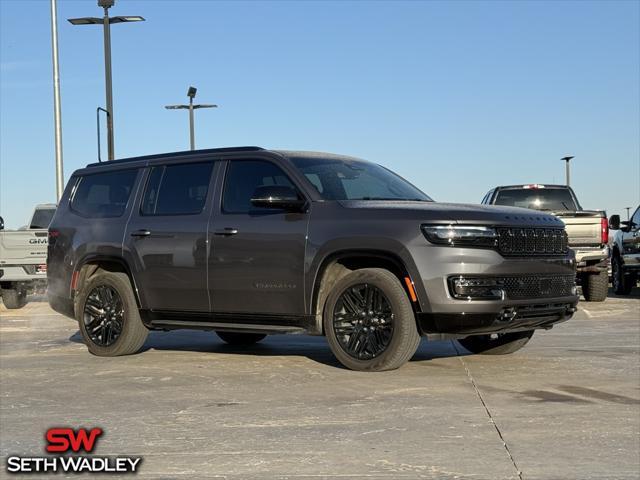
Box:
[498,307,517,322]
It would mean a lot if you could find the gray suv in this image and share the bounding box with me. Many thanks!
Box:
[48,147,578,371]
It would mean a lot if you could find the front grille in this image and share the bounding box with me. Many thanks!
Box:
[500,275,575,300]
[497,227,568,256]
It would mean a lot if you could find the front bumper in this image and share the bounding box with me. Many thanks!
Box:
[417,300,576,338]
[407,244,578,337]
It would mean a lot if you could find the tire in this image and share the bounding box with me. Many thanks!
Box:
[76,270,148,356]
[323,268,421,371]
[612,255,634,295]
[582,270,609,302]
[216,331,266,346]
[458,330,534,355]
[1,288,27,309]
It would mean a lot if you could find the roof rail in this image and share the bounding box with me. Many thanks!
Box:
[86,146,265,168]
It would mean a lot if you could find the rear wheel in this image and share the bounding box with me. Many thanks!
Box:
[1,288,27,309]
[216,331,266,346]
[582,270,608,302]
[77,270,148,356]
[458,330,534,355]
[323,268,420,371]
[612,255,634,295]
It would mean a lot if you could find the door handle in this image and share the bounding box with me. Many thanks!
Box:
[131,229,151,237]
[213,228,239,236]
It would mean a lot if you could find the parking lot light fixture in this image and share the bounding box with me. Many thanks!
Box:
[560,156,575,186]
[164,86,218,150]
[68,0,145,161]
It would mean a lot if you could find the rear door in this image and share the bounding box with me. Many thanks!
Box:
[124,160,218,312]
[208,158,309,315]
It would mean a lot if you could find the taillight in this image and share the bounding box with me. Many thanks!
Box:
[600,217,609,245]
[48,229,59,247]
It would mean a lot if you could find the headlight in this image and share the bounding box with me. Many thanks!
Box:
[421,225,497,247]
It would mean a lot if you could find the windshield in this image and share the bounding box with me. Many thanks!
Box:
[494,188,578,211]
[289,157,432,202]
[29,208,56,229]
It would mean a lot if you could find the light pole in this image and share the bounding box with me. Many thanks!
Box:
[68,0,144,161]
[560,156,575,186]
[165,87,217,150]
[50,0,64,200]
[625,207,631,220]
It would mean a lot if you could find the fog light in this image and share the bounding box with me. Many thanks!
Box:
[449,276,504,300]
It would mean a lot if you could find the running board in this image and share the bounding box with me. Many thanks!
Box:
[149,319,307,335]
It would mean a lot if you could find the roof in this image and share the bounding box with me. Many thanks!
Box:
[85,146,265,168]
[494,184,572,189]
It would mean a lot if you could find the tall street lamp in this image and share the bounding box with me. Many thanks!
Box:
[50,0,64,200]
[68,0,144,161]
[165,87,218,150]
[560,156,575,186]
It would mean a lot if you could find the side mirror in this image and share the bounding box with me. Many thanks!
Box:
[0,216,4,230]
[250,185,306,212]
[609,214,620,230]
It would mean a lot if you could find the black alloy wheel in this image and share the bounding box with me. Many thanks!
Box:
[333,283,394,360]
[83,285,124,347]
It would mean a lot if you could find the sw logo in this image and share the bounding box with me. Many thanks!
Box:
[45,427,103,453]
[5,427,142,475]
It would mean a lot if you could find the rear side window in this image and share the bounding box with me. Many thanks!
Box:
[141,162,214,216]
[71,169,137,218]
[222,160,296,214]
[30,208,56,229]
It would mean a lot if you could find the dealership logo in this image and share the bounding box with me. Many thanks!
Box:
[5,427,142,474]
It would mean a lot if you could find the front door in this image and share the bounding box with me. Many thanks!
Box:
[124,160,217,312]
[209,159,309,315]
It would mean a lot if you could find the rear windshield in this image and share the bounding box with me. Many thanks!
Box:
[493,188,579,211]
[290,157,432,202]
[29,208,56,229]
[71,169,138,218]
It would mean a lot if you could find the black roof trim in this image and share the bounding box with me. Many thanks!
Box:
[86,146,265,168]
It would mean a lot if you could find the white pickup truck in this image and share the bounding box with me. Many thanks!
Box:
[481,185,609,302]
[0,204,56,309]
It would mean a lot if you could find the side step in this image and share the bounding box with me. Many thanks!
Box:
[150,320,307,335]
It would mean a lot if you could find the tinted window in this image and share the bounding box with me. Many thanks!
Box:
[30,208,56,229]
[223,160,296,213]
[142,162,213,216]
[289,156,431,201]
[71,170,137,218]
[493,188,578,211]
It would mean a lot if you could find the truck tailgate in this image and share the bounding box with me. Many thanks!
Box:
[555,211,604,247]
[0,230,48,265]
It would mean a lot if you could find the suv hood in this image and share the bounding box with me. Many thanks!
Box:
[338,200,566,228]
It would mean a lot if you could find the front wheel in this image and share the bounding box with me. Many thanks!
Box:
[458,330,534,355]
[612,255,634,295]
[323,268,421,371]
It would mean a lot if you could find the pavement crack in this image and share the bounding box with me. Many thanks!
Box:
[453,341,524,480]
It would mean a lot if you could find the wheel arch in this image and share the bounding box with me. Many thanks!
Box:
[310,249,422,335]
[74,255,143,309]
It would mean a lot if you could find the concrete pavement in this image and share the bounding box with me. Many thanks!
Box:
[1,291,639,479]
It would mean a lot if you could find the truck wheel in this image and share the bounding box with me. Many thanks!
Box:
[1,288,27,309]
[612,256,633,295]
[582,270,609,302]
[216,331,266,346]
[76,270,148,356]
[323,268,421,371]
[458,330,534,355]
